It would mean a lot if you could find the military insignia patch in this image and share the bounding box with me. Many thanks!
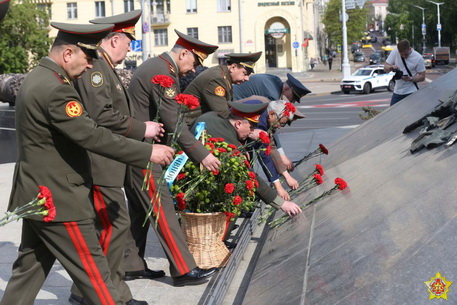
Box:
[165,87,177,98]
[425,272,453,300]
[214,86,226,97]
[91,72,103,87]
[65,101,83,117]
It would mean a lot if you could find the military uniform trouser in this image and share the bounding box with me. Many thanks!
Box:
[124,163,197,277]
[0,218,123,305]
[70,186,133,303]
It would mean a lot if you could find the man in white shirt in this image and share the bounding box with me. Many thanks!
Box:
[384,40,426,106]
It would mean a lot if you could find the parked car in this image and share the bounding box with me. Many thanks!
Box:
[353,51,365,62]
[370,35,377,43]
[340,65,395,94]
[351,43,361,53]
[422,53,434,69]
[422,53,435,68]
[369,53,382,64]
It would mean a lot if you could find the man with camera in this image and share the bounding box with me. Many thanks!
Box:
[384,39,426,106]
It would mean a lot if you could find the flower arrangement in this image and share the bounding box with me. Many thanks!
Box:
[0,186,56,226]
[170,136,258,220]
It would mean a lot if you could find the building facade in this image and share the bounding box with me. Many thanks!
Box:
[45,0,324,72]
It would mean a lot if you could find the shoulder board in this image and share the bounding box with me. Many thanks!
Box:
[53,72,70,85]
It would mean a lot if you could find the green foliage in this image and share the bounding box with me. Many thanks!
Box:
[385,0,457,51]
[359,106,382,120]
[170,136,258,219]
[0,0,52,73]
[322,0,370,47]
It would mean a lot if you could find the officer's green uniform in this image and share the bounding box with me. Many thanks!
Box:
[69,10,145,303]
[1,23,153,305]
[0,0,10,21]
[124,31,219,278]
[191,98,286,209]
[184,52,262,125]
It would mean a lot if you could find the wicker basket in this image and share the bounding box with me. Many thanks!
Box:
[180,212,231,269]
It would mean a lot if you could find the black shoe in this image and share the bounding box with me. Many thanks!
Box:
[224,240,237,249]
[126,299,148,305]
[124,268,166,281]
[172,267,217,287]
[68,293,89,305]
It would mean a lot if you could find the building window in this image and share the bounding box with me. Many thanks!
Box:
[67,3,77,19]
[154,29,168,46]
[124,0,134,12]
[95,1,105,18]
[186,0,197,13]
[187,28,198,39]
[217,0,231,12]
[151,0,170,14]
[37,3,52,23]
[218,26,232,43]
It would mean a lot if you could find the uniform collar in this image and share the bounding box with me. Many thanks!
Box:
[40,57,72,85]
[220,65,233,90]
[98,47,115,69]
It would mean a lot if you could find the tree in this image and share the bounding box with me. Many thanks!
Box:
[0,0,52,74]
[322,0,369,48]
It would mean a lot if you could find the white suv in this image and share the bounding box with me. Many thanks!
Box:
[340,65,395,94]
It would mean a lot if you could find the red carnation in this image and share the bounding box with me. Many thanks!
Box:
[224,183,235,194]
[285,102,296,114]
[208,137,218,142]
[228,144,237,150]
[231,150,241,156]
[233,196,242,206]
[265,145,271,156]
[224,211,235,219]
[313,174,324,185]
[254,179,259,188]
[176,192,187,210]
[38,186,56,222]
[151,74,174,88]
[315,164,324,175]
[334,178,348,190]
[248,171,256,180]
[177,173,186,181]
[205,142,215,149]
[283,110,290,117]
[245,180,254,190]
[177,150,184,155]
[259,131,270,145]
[244,160,251,168]
[175,94,200,110]
[217,138,224,142]
[319,144,329,155]
[212,169,220,176]
[218,147,227,153]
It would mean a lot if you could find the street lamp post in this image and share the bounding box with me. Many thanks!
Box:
[413,5,427,54]
[426,0,444,48]
[341,0,351,78]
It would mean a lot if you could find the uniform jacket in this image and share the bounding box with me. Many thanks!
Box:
[191,111,283,206]
[233,74,283,101]
[184,65,233,125]
[128,52,209,164]
[9,57,152,222]
[74,48,146,187]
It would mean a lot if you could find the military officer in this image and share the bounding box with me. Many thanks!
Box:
[233,73,311,171]
[184,51,262,125]
[124,30,220,286]
[0,22,174,305]
[190,96,303,217]
[69,11,164,305]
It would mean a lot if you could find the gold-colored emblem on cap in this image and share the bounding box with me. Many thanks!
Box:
[192,49,207,61]
[240,62,255,69]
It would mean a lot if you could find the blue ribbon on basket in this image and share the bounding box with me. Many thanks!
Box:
[165,122,206,188]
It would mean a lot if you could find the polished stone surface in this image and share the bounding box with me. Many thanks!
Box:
[0,105,16,164]
[243,69,457,304]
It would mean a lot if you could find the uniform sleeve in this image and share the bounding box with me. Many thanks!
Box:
[153,81,210,164]
[48,85,151,168]
[257,143,280,183]
[201,78,231,114]
[75,67,146,141]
